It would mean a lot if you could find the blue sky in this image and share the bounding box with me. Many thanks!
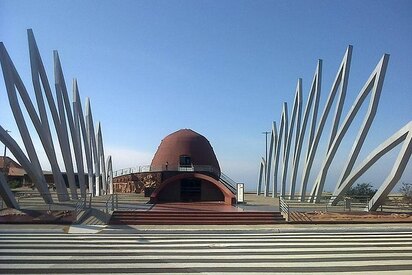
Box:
[0,0,411,192]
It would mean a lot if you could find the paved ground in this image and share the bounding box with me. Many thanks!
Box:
[303,210,412,223]
[0,224,412,274]
[3,191,412,224]
[2,191,412,273]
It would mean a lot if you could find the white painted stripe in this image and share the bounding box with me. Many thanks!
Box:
[1,231,411,274]
[7,233,412,237]
[2,233,412,238]
[55,272,408,275]
[1,237,412,243]
[1,233,411,238]
[2,260,412,268]
[1,252,412,260]
[2,241,412,248]
[2,246,411,253]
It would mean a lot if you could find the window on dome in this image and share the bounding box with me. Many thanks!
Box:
[179,155,192,167]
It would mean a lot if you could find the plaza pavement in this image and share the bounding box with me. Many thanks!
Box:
[2,192,412,274]
[1,223,412,274]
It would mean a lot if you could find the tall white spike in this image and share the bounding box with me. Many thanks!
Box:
[73,82,94,195]
[86,98,100,196]
[298,60,322,201]
[285,80,302,199]
[311,53,389,202]
[265,121,276,197]
[106,155,113,195]
[273,104,288,197]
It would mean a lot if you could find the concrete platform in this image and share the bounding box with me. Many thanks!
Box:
[3,191,411,225]
[151,202,267,212]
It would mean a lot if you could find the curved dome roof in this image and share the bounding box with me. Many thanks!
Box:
[151,129,220,174]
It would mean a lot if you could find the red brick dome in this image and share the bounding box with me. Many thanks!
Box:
[151,129,221,175]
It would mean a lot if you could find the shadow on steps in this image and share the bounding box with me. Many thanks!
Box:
[77,208,111,225]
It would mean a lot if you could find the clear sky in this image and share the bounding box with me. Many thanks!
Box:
[1,0,411,192]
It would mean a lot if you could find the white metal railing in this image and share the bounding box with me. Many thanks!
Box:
[178,166,194,172]
[105,193,118,213]
[113,165,221,177]
[219,173,237,194]
[15,191,43,203]
[279,197,290,221]
[73,193,92,222]
[275,196,367,215]
[113,165,240,195]
[74,197,85,220]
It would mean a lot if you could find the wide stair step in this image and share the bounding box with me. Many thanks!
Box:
[109,211,286,225]
[289,211,312,223]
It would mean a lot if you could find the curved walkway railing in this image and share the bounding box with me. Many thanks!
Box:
[113,165,238,195]
[114,165,221,177]
[219,173,237,194]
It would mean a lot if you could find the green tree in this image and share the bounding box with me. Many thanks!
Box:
[346,183,377,202]
[8,180,22,189]
[399,182,412,204]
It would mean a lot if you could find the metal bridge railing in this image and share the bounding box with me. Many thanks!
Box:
[74,193,92,222]
[275,194,412,213]
[278,195,366,213]
[105,193,118,214]
[219,173,237,194]
[113,165,239,195]
[279,197,290,221]
[11,190,93,211]
[113,165,221,177]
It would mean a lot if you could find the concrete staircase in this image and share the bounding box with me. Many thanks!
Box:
[76,209,109,225]
[289,211,312,223]
[109,210,286,225]
[2,229,412,274]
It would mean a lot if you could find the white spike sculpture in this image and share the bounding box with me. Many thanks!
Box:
[96,122,107,194]
[310,53,389,202]
[259,46,410,210]
[73,81,94,195]
[0,126,52,203]
[273,105,288,197]
[298,60,322,201]
[301,47,352,201]
[265,121,277,197]
[284,81,302,199]
[257,157,265,195]
[0,172,19,208]
[0,38,69,201]
[85,98,100,196]
[27,30,73,200]
[331,121,412,211]
[106,155,113,195]
[53,52,78,199]
[54,52,86,197]
[71,80,87,196]
[0,29,110,206]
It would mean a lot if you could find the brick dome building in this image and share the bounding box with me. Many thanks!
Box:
[151,129,221,176]
[150,129,235,205]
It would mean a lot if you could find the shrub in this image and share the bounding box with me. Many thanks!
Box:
[9,180,23,189]
[399,182,412,204]
[346,182,377,202]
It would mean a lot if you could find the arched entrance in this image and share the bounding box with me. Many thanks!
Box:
[150,173,235,205]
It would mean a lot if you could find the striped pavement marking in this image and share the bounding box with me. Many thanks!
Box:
[0,230,412,274]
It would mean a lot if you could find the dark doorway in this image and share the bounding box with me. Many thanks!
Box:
[181,179,201,202]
